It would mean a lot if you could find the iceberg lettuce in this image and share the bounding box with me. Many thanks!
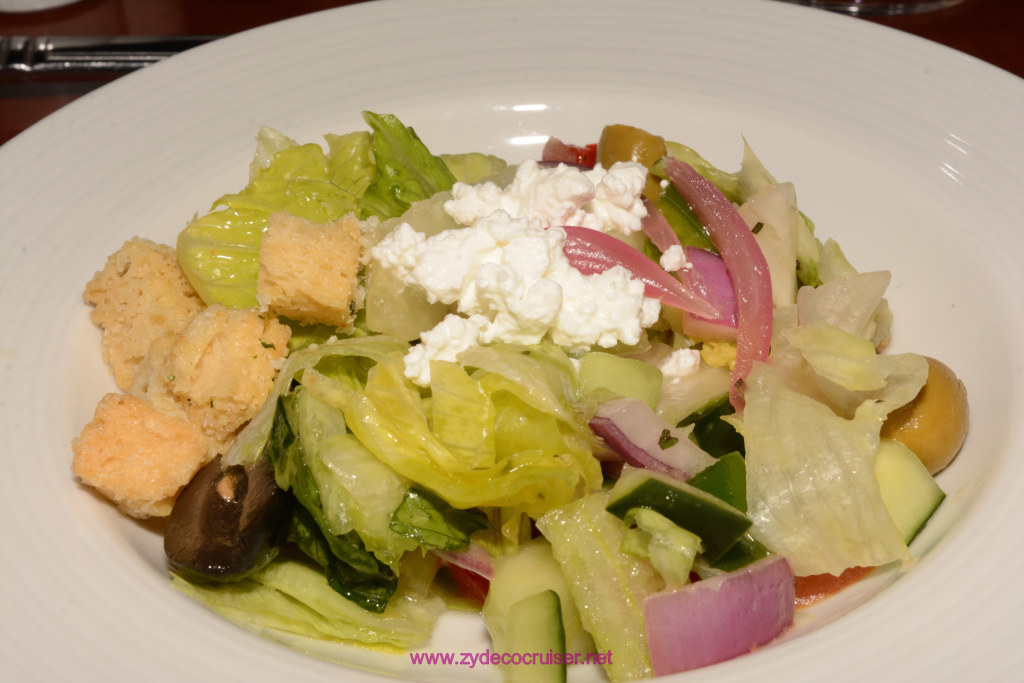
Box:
[739,364,910,577]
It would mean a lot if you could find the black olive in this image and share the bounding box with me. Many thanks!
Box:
[164,454,292,580]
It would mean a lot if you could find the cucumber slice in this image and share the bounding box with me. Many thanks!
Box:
[686,398,745,458]
[707,534,772,573]
[536,492,660,682]
[607,467,751,563]
[875,439,946,544]
[482,540,587,657]
[578,352,663,410]
[656,363,731,427]
[504,590,567,683]
[686,451,746,512]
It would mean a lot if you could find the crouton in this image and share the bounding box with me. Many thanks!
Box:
[163,304,291,442]
[83,237,205,390]
[129,331,181,418]
[72,393,213,518]
[257,212,363,328]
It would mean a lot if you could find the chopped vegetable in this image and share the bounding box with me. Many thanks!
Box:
[644,555,795,676]
[537,492,660,682]
[562,224,719,319]
[663,158,773,413]
[589,397,715,479]
[389,487,490,551]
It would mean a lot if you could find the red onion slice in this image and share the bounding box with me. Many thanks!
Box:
[663,158,773,413]
[432,543,494,580]
[588,397,715,480]
[645,555,795,676]
[562,225,719,319]
[684,246,738,328]
[640,196,683,255]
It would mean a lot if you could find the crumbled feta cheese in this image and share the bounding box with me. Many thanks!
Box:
[371,210,662,386]
[659,244,692,273]
[369,222,426,281]
[403,313,487,386]
[444,159,648,236]
[659,348,702,384]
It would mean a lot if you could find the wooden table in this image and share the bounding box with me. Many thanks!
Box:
[1,0,1021,146]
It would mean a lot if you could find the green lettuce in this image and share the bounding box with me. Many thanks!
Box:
[176,126,375,309]
[359,111,457,220]
[439,151,508,185]
[344,349,601,516]
[657,138,776,206]
[223,336,409,468]
[288,383,418,569]
[536,492,660,682]
[738,364,910,577]
[171,552,444,649]
[266,394,398,612]
[389,487,490,551]
[428,360,498,469]
[620,508,702,590]
[782,321,889,392]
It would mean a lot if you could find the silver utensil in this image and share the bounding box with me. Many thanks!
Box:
[0,35,219,73]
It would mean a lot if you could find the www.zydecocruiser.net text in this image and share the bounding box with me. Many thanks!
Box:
[409,649,614,668]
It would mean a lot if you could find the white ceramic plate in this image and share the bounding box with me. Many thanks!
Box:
[2,0,1022,680]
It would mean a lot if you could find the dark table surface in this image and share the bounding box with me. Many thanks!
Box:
[1,0,1021,146]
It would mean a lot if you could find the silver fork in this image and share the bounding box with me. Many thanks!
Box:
[0,35,219,73]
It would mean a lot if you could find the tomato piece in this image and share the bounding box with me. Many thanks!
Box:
[794,566,875,607]
[443,562,490,605]
[541,137,598,167]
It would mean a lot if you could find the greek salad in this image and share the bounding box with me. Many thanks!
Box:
[72,112,969,681]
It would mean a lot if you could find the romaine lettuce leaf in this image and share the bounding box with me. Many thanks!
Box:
[359,111,456,220]
[389,487,490,551]
[738,182,808,307]
[770,318,927,422]
[439,152,508,185]
[223,336,410,468]
[266,394,398,612]
[796,270,893,342]
[287,502,397,613]
[659,138,776,206]
[428,360,497,469]
[458,342,580,426]
[536,491,660,682]
[344,350,600,516]
[654,183,716,252]
[620,508,702,590]
[171,552,444,649]
[781,321,888,392]
[289,384,418,569]
[177,127,374,309]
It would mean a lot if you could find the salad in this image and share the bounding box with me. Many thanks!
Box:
[71,112,969,681]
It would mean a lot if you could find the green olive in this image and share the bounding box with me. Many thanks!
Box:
[881,356,969,475]
[597,124,667,199]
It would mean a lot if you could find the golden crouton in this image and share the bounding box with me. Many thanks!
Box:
[72,393,213,518]
[257,212,363,328]
[84,237,205,390]
[162,304,291,442]
[129,331,181,418]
